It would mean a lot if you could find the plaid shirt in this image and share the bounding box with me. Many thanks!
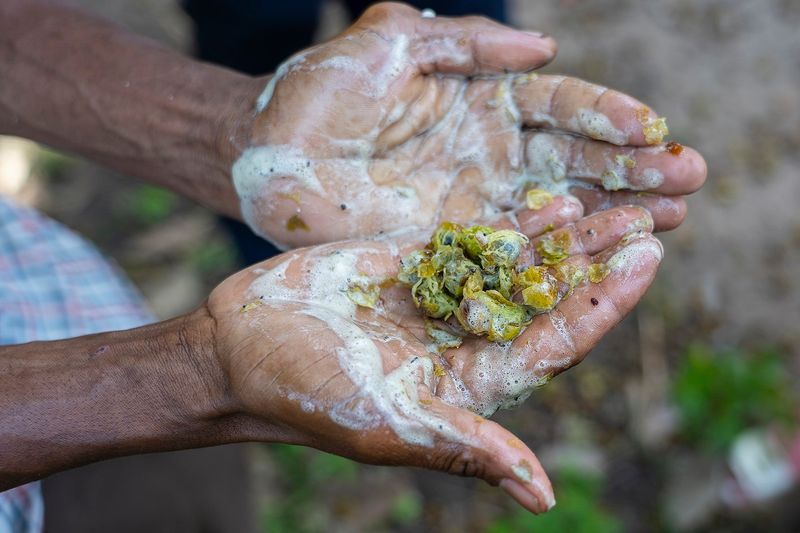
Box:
[0,196,153,533]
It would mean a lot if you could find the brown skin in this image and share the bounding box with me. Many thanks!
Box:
[0,202,662,514]
[0,0,253,219]
[0,1,705,244]
[0,0,694,514]
[0,311,239,489]
[245,3,706,246]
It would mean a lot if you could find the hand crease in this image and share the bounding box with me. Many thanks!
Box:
[242,337,288,387]
[309,370,344,401]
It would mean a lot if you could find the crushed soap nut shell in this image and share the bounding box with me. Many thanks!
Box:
[526,188,554,210]
[588,263,610,283]
[240,300,262,313]
[536,231,572,265]
[346,283,381,309]
[286,214,310,231]
[636,107,669,145]
[399,222,585,344]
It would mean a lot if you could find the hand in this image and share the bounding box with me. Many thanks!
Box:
[230,2,706,249]
[207,201,663,513]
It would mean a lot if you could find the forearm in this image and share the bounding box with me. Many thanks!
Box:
[0,306,243,490]
[0,0,262,219]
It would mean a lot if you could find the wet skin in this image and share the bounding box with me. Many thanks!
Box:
[233,3,707,248]
[210,201,662,513]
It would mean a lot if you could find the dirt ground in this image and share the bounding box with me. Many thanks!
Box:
[3,1,799,532]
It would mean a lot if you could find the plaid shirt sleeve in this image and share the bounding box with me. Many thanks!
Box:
[0,485,43,533]
[0,195,154,533]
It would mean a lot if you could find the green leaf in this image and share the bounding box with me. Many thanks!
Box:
[672,343,795,452]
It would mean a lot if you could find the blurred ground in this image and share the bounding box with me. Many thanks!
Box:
[2,0,799,532]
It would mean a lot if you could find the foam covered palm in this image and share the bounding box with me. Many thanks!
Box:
[208,201,663,513]
[232,3,706,249]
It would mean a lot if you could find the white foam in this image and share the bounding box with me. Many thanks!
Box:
[313,55,370,75]
[640,167,665,189]
[255,51,311,113]
[575,108,628,145]
[247,248,466,447]
[549,312,575,353]
[451,342,552,417]
[232,145,323,242]
[606,237,664,278]
[522,134,570,195]
[601,170,626,191]
[412,36,472,70]
[301,305,462,446]
[373,34,410,97]
[249,247,372,316]
[500,77,522,124]
[512,462,533,483]
[255,32,409,115]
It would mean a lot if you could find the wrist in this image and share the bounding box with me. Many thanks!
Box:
[164,303,291,446]
[216,74,264,170]
[198,67,265,220]
[214,74,265,213]
[162,303,239,428]
[0,306,244,487]
[165,64,263,222]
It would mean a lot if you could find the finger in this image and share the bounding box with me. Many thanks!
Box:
[412,16,557,75]
[531,205,654,258]
[513,75,665,146]
[375,75,462,152]
[482,194,584,237]
[522,206,653,266]
[355,3,557,75]
[570,188,688,232]
[387,194,582,262]
[515,195,584,237]
[384,198,636,275]
[293,397,554,514]
[516,232,663,378]
[524,132,707,195]
[417,397,555,514]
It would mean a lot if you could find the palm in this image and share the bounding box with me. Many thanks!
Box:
[208,203,663,513]
[232,4,706,249]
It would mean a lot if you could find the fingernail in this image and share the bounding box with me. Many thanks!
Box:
[524,30,548,39]
[562,194,583,210]
[558,194,585,219]
[653,236,665,259]
[499,478,548,514]
[608,236,664,273]
[625,208,654,233]
[541,485,556,510]
[519,31,556,52]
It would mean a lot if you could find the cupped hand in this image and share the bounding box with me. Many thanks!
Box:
[231,2,706,249]
[208,200,663,513]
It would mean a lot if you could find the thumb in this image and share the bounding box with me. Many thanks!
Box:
[419,398,555,514]
[354,3,557,75]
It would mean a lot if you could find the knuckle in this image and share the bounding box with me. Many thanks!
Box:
[463,15,493,26]
[433,444,485,479]
[362,2,414,23]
